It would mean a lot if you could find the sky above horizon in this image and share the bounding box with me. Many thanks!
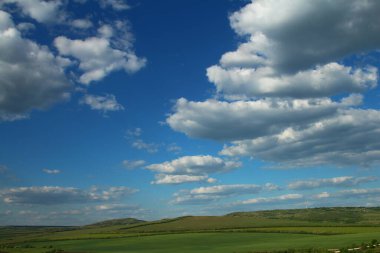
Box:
[1,0,380,226]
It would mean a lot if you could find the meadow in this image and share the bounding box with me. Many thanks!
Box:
[1,207,380,253]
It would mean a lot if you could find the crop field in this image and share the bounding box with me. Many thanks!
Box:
[1,207,380,253]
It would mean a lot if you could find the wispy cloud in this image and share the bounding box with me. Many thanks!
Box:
[288,176,378,190]
[0,186,137,205]
[42,169,61,174]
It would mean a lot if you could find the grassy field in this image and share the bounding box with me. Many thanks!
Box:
[1,207,380,253]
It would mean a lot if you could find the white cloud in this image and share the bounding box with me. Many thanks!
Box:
[0,10,70,122]
[95,203,138,211]
[0,186,137,205]
[54,35,146,84]
[122,160,146,169]
[229,0,380,74]
[165,0,380,173]
[79,94,124,113]
[42,169,61,174]
[152,174,215,185]
[221,109,380,168]
[146,155,241,175]
[1,0,63,24]
[100,0,130,11]
[146,155,241,185]
[172,184,268,205]
[167,96,359,141]
[166,143,182,153]
[313,188,380,201]
[208,63,377,99]
[238,194,303,205]
[288,176,378,190]
[132,139,159,153]
[71,19,93,29]
[126,128,142,138]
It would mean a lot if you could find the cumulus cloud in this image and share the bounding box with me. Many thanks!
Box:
[122,159,146,169]
[42,169,61,174]
[1,0,63,24]
[288,176,378,190]
[208,63,377,99]
[0,186,137,205]
[0,10,71,121]
[238,194,303,205]
[146,155,241,175]
[54,32,146,84]
[79,94,124,113]
[167,95,360,141]
[221,109,380,168]
[146,155,241,185]
[166,0,380,172]
[228,0,380,74]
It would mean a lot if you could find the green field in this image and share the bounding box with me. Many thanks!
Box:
[1,207,380,253]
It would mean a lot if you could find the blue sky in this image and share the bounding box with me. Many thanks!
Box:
[1,0,380,225]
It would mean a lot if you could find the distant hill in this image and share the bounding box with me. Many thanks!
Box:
[84,207,380,232]
[226,207,380,224]
[86,217,145,227]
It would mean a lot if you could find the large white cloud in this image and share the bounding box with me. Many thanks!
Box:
[221,109,380,167]
[167,95,360,141]
[166,0,380,170]
[0,10,71,121]
[146,155,241,185]
[208,63,377,99]
[229,0,380,74]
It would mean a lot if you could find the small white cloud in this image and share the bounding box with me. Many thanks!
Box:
[166,143,182,153]
[132,139,159,153]
[100,0,130,11]
[80,94,124,113]
[126,128,142,138]
[42,169,61,174]
[122,160,146,169]
[71,19,93,29]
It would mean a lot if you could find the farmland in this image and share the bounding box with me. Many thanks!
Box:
[1,207,380,253]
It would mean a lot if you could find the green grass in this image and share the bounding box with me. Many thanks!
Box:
[1,207,380,253]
